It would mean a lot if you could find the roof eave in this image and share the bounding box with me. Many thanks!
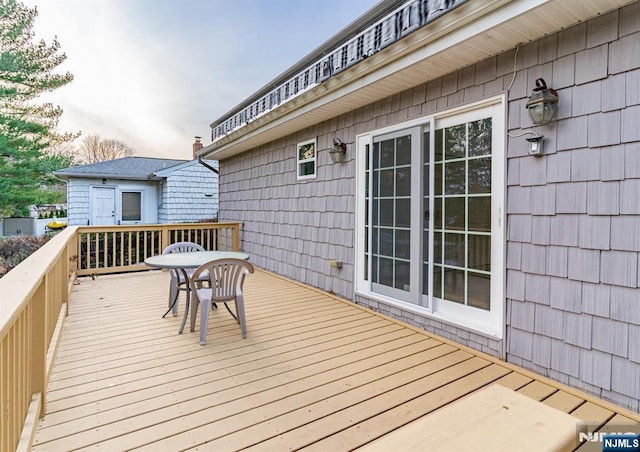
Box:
[52,172,163,181]
[201,0,636,162]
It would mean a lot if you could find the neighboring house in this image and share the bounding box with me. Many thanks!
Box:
[55,150,219,226]
[199,0,640,412]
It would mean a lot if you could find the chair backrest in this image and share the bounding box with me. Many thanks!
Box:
[162,241,206,255]
[191,258,254,302]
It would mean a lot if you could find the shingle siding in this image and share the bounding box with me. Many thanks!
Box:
[531,185,555,215]
[546,246,568,278]
[600,250,638,288]
[502,7,640,412]
[621,105,640,143]
[627,70,640,106]
[609,32,640,74]
[609,286,640,325]
[66,179,92,225]
[611,357,640,400]
[575,46,608,85]
[630,325,640,364]
[586,9,619,48]
[581,282,611,318]
[546,152,572,183]
[592,316,628,357]
[567,247,600,283]
[579,215,610,250]
[571,148,600,181]
[563,311,592,349]
[159,162,219,223]
[580,349,612,389]
[217,5,640,413]
[601,145,625,181]
[551,339,581,378]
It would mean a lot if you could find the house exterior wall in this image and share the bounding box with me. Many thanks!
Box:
[220,137,355,296]
[66,178,158,226]
[218,2,640,412]
[157,161,219,223]
[503,4,640,413]
[66,178,93,226]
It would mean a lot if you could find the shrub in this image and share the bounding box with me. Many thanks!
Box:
[0,235,52,278]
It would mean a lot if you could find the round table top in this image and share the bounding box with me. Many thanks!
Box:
[144,250,250,270]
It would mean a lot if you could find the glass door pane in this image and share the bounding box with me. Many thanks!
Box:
[371,127,420,302]
[431,118,492,311]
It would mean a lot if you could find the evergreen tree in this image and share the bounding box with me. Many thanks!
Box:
[0,0,76,217]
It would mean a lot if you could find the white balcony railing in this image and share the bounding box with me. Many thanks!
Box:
[211,0,465,142]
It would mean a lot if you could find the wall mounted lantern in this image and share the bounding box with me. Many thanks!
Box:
[330,138,347,163]
[525,78,558,125]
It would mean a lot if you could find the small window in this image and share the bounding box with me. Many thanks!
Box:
[121,192,142,221]
[297,138,317,180]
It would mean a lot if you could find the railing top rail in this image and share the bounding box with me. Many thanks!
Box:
[0,226,77,339]
[77,221,238,233]
[76,222,238,233]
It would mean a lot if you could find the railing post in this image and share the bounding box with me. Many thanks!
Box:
[31,281,46,418]
[232,223,240,251]
[161,225,170,252]
[61,242,69,306]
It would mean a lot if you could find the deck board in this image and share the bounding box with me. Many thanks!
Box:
[32,269,640,451]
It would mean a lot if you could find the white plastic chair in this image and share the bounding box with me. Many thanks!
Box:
[162,241,209,317]
[188,258,254,345]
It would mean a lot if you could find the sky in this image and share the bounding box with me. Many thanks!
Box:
[22,0,380,160]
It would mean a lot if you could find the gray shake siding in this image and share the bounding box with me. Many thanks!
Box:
[221,141,355,298]
[158,162,219,223]
[505,3,640,413]
[218,2,640,411]
[66,179,91,226]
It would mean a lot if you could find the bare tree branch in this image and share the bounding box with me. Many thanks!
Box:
[78,133,134,163]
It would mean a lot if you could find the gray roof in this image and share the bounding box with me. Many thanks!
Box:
[54,157,188,181]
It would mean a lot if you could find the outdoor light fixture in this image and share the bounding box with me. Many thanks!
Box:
[330,138,347,163]
[525,78,558,125]
[526,134,544,156]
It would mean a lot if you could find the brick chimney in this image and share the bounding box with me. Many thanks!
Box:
[192,136,203,159]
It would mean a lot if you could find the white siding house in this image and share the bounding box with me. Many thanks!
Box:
[156,159,219,223]
[55,157,219,226]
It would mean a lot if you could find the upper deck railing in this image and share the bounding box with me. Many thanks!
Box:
[211,0,465,142]
[0,222,240,451]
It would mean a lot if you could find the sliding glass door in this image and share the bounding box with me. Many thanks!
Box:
[358,98,504,336]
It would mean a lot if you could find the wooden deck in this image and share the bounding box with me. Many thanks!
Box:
[32,269,639,451]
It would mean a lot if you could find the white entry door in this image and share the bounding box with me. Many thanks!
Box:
[92,187,116,225]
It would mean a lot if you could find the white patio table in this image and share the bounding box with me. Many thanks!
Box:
[144,250,249,334]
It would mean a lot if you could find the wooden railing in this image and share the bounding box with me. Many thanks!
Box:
[0,222,240,451]
[75,222,240,276]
